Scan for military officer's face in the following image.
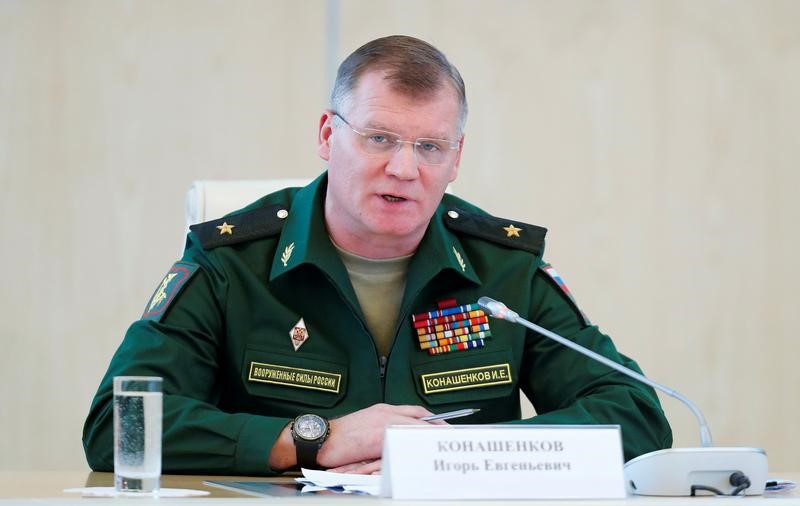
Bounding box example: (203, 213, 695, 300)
(318, 69, 463, 258)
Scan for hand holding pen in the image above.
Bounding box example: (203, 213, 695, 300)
(421, 408, 480, 422)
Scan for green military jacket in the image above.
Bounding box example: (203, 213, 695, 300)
(83, 173, 672, 475)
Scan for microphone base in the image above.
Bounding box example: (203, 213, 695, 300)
(624, 447, 768, 496)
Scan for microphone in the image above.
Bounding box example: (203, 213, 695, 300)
(477, 296, 768, 496)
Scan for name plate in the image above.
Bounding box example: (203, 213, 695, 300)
(381, 425, 625, 500)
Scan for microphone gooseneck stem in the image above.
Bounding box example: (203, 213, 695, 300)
(477, 296, 713, 447)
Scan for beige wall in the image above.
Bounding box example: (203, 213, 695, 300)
(2, 0, 798, 472)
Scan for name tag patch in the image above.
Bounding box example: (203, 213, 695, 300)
(248, 362, 341, 393)
(422, 363, 512, 394)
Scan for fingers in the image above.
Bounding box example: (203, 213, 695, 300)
(386, 404, 436, 420)
(317, 403, 441, 469)
(327, 458, 382, 475)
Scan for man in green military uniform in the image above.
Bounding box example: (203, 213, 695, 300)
(83, 35, 672, 475)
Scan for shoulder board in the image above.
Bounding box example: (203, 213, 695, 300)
(189, 204, 288, 249)
(443, 208, 547, 255)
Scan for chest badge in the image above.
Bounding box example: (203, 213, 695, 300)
(411, 299, 492, 355)
(289, 317, 310, 351)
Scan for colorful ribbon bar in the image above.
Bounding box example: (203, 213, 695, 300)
(416, 315, 489, 335)
(412, 309, 485, 328)
(419, 330, 493, 350)
(428, 338, 486, 355)
(417, 324, 492, 343)
(412, 303, 481, 323)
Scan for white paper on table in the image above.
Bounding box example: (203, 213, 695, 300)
(295, 468, 381, 495)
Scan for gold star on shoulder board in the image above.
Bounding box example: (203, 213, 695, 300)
(503, 224, 522, 238)
(216, 222, 235, 235)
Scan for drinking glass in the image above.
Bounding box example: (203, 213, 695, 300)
(113, 376, 162, 493)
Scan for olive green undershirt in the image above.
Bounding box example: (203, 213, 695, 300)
(332, 241, 412, 357)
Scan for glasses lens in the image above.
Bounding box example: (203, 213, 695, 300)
(338, 114, 457, 166)
(415, 139, 455, 165)
(356, 128, 400, 155)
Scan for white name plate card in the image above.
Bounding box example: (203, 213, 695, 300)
(381, 424, 626, 500)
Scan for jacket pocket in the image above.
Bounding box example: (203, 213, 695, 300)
(242, 348, 347, 408)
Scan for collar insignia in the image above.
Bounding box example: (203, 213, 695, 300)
(452, 246, 466, 272)
(281, 242, 295, 267)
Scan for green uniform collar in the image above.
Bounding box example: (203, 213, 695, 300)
(269, 174, 482, 307)
(268, 173, 345, 282)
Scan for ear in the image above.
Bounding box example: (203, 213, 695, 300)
(318, 111, 335, 161)
(447, 134, 465, 182)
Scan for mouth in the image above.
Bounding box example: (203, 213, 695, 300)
(381, 194, 407, 203)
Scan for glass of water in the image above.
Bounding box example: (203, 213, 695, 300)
(113, 376, 162, 493)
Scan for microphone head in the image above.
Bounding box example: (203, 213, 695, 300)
(477, 296, 519, 321)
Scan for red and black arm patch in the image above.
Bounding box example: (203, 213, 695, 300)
(141, 261, 199, 322)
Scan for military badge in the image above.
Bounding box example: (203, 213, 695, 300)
(451, 246, 466, 272)
(216, 221, 235, 235)
(503, 224, 522, 237)
(541, 264, 592, 326)
(141, 262, 199, 322)
(281, 242, 295, 267)
(542, 265, 572, 297)
(411, 299, 492, 355)
(289, 317, 310, 351)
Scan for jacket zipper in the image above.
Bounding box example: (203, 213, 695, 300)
(379, 355, 388, 380)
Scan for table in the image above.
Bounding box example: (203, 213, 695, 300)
(0, 471, 797, 504)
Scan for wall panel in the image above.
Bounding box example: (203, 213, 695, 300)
(1, 0, 797, 472)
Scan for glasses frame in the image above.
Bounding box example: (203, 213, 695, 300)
(331, 112, 460, 166)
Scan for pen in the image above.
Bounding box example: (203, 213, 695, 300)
(421, 408, 481, 422)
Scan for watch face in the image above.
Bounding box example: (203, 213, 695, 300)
(294, 414, 327, 441)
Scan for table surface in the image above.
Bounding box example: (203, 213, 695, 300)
(0, 470, 797, 505)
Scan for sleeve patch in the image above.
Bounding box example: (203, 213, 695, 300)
(141, 261, 199, 322)
(539, 264, 592, 327)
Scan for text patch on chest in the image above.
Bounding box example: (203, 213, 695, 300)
(421, 363, 512, 394)
(248, 362, 341, 393)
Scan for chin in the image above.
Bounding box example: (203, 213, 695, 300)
(368, 218, 420, 239)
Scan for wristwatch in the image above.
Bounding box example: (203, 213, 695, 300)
(290, 413, 330, 469)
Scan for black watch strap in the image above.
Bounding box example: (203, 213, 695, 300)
(291, 414, 329, 470)
(295, 439, 323, 470)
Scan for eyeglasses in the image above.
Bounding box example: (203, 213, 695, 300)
(332, 112, 460, 166)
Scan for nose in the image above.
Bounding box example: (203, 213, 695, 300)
(384, 141, 420, 180)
